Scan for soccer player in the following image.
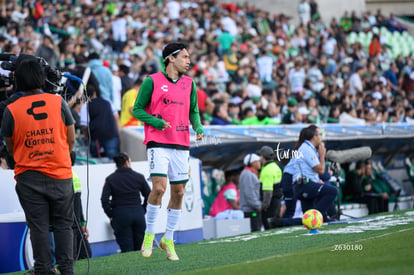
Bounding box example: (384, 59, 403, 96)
(133, 42, 204, 261)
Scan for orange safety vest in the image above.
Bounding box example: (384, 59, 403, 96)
(7, 93, 72, 179)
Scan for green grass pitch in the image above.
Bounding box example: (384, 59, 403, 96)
(9, 209, 414, 275)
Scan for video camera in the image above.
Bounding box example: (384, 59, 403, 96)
(0, 53, 63, 93)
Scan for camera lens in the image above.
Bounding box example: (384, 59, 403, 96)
(1, 61, 14, 71)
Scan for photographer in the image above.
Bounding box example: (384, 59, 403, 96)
(1, 59, 75, 274)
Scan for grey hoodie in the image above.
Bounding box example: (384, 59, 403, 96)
(239, 167, 261, 212)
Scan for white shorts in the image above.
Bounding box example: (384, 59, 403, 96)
(147, 147, 189, 184)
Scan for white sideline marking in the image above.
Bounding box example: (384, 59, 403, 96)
(318, 212, 414, 235)
(201, 211, 414, 244)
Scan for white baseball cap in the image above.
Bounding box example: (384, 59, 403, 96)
(243, 153, 261, 166)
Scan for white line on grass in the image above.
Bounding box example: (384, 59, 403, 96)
(189, 227, 414, 274)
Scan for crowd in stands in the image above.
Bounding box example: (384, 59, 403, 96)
(1, 0, 414, 158)
(0, 1, 411, 237)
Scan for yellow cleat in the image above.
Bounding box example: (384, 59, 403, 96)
(141, 232, 155, 258)
(159, 236, 179, 261)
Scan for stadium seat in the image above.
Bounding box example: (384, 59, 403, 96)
(380, 26, 389, 36)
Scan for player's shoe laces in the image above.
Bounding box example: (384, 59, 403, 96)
(141, 232, 155, 258)
(159, 236, 179, 261)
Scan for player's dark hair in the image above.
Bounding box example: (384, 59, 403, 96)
(162, 42, 186, 67)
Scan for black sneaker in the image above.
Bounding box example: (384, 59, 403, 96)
(267, 217, 283, 228)
(323, 216, 338, 223)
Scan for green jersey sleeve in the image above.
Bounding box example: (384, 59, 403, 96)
(189, 80, 204, 135)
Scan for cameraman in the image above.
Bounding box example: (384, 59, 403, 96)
(1, 59, 76, 274)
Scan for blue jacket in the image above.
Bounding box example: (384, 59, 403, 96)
(88, 59, 114, 103)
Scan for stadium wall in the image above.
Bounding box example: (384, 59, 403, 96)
(365, 0, 414, 16)
(218, 0, 414, 24)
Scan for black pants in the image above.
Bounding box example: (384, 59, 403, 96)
(262, 185, 283, 230)
(293, 180, 338, 218)
(378, 197, 389, 213)
(73, 227, 92, 260)
(244, 211, 262, 232)
(281, 173, 296, 218)
(72, 192, 91, 261)
(111, 206, 146, 252)
(16, 171, 74, 275)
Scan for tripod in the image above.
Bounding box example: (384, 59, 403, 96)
(331, 162, 357, 220)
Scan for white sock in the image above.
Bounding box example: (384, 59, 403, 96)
(165, 208, 181, 240)
(146, 203, 161, 233)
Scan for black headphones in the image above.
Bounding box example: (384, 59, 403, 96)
(246, 153, 253, 166)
